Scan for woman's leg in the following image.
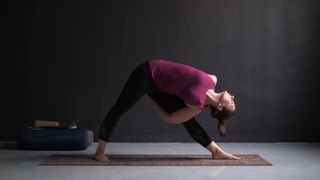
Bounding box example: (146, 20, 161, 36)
(99, 61, 152, 141)
(147, 92, 212, 147)
(147, 92, 240, 160)
(96, 61, 153, 162)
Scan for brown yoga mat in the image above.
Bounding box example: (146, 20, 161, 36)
(39, 154, 272, 166)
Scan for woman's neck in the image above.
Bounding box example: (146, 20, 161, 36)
(205, 89, 222, 108)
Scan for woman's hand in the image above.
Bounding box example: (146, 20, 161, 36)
(155, 105, 172, 123)
(206, 141, 240, 160)
(212, 149, 240, 160)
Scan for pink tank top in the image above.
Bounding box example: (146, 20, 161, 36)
(148, 59, 215, 110)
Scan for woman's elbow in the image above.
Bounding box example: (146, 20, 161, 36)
(166, 116, 188, 124)
(164, 116, 180, 124)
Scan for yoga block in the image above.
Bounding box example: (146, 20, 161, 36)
(17, 128, 93, 150)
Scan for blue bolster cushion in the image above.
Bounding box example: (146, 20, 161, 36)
(17, 128, 93, 150)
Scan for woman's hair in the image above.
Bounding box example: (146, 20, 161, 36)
(210, 106, 235, 121)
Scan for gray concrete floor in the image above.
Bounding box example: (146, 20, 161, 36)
(1, 142, 320, 180)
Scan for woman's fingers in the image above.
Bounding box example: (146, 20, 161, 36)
(212, 149, 241, 160)
(230, 154, 241, 160)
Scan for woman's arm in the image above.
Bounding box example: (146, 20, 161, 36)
(156, 104, 201, 124)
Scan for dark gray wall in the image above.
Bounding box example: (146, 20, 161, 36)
(2, 0, 320, 142)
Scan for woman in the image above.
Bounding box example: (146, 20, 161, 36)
(96, 59, 240, 162)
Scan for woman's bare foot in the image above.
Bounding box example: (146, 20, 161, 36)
(95, 139, 109, 163)
(95, 150, 110, 163)
(212, 149, 240, 160)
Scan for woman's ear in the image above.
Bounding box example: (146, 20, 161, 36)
(218, 103, 223, 111)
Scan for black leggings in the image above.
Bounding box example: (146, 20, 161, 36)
(99, 61, 212, 147)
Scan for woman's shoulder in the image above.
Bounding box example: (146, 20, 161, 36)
(207, 74, 217, 85)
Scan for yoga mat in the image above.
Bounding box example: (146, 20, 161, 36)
(40, 154, 272, 166)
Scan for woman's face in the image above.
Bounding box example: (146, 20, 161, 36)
(220, 91, 236, 111)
